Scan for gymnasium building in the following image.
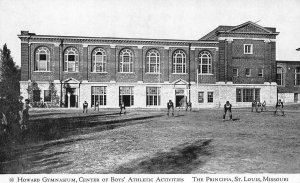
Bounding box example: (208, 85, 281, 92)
(18, 21, 282, 109)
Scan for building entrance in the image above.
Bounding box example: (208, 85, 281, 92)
(175, 89, 186, 107)
(119, 86, 134, 107)
(65, 88, 77, 107)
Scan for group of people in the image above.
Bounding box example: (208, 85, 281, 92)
(222, 99, 285, 121)
(251, 100, 267, 112)
(82, 100, 127, 115)
(0, 97, 31, 134)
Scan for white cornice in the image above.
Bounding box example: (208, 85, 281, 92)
(218, 37, 276, 42)
(26, 41, 219, 49)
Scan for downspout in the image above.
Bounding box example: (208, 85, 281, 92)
(28, 36, 31, 81)
(60, 39, 64, 107)
(188, 43, 191, 103)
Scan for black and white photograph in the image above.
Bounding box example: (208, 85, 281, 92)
(0, 0, 300, 181)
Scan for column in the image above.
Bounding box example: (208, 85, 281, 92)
(82, 44, 89, 81)
(226, 38, 233, 83)
(137, 45, 143, 82)
(163, 46, 169, 82)
(110, 44, 116, 82)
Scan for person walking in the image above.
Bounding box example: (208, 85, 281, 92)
(251, 99, 257, 112)
(119, 101, 126, 115)
(167, 100, 174, 117)
(83, 101, 88, 113)
(223, 101, 233, 121)
(274, 99, 285, 116)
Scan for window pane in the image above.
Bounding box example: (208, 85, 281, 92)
(68, 55, 75, 61)
(207, 92, 213, 103)
(198, 92, 204, 103)
(40, 54, 46, 60)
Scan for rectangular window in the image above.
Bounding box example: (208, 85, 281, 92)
(244, 44, 253, 54)
(198, 92, 204, 103)
(236, 88, 260, 102)
(295, 68, 300, 85)
(258, 68, 263, 77)
(207, 92, 213, 103)
(233, 68, 238, 77)
(91, 86, 107, 107)
(146, 87, 161, 106)
(277, 67, 283, 85)
(245, 68, 251, 77)
(119, 86, 134, 106)
(44, 90, 51, 102)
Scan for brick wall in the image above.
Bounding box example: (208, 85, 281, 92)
(277, 61, 300, 93)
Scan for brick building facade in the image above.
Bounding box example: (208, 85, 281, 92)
(18, 21, 279, 108)
(277, 60, 300, 103)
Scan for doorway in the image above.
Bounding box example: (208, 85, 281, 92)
(65, 88, 77, 107)
(294, 93, 299, 103)
(175, 89, 186, 107)
(121, 95, 131, 107)
(119, 86, 134, 107)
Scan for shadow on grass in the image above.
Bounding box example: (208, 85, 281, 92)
(113, 139, 212, 174)
(0, 144, 72, 174)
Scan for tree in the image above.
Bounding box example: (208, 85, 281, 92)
(0, 44, 20, 113)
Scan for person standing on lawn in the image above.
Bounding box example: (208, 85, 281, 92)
(20, 99, 31, 130)
(223, 101, 233, 121)
(256, 101, 262, 112)
(167, 100, 174, 117)
(251, 99, 257, 112)
(119, 101, 126, 115)
(94, 101, 99, 111)
(274, 99, 285, 116)
(261, 100, 267, 112)
(83, 101, 88, 113)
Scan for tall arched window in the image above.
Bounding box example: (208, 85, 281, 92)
(64, 47, 79, 72)
(119, 49, 133, 73)
(198, 51, 212, 74)
(146, 49, 160, 73)
(277, 67, 283, 86)
(172, 50, 186, 73)
(295, 67, 300, 85)
(92, 48, 106, 72)
(35, 47, 50, 71)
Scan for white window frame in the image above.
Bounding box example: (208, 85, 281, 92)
(119, 49, 134, 73)
(92, 48, 107, 73)
(172, 50, 186, 74)
(64, 47, 79, 72)
(198, 91, 204, 103)
(146, 49, 160, 73)
(207, 91, 214, 103)
(198, 51, 212, 75)
(146, 87, 161, 106)
(244, 44, 253, 54)
(91, 86, 107, 106)
(277, 67, 283, 86)
(35, 46, 50, 71)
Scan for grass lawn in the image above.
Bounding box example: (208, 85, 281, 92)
(1, 105, 299, 173)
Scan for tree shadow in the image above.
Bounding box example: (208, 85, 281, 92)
(113, 139, 213, 174)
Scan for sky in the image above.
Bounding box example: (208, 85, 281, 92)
(0, 0, 300, 66)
